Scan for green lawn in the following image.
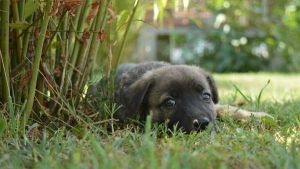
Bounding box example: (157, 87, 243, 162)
(1, 73, 300, 169)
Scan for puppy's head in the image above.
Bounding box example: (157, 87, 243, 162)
(123, 65, 218, 133)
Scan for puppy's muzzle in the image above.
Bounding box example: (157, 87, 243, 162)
(193, 117, 210, 131)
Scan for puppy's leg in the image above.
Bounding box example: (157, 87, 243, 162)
(215, 104, 273, 121)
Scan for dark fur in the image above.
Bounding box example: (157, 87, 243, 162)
(115, 62, 219, 133)
(88, 62, 272, 133)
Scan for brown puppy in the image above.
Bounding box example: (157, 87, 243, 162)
(101, 62, 271, 133)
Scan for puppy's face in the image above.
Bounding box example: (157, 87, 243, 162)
(124, 65, 218, 133)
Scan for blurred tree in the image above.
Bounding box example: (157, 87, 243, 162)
(138, 0, 300, 72)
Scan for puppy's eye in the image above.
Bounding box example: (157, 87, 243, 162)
(164, 98, 176, 108)
(202, 92, 211, 102)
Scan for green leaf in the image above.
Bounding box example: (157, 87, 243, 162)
(261, 116, 278, 128)
(24, 0, 40, 19)
(9, 21, 30, 30)
(117, 10, 130, 31)
(0, 117, 6, 137)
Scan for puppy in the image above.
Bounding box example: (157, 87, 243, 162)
(92, 62, 272, 133)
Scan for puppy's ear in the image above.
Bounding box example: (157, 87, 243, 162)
(206, 74, 219, 104)
(123, 76, 153, 117)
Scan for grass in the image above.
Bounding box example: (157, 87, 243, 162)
(1, 73, 300, 169)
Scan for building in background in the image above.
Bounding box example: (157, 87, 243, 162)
(132, 3, 214, 64)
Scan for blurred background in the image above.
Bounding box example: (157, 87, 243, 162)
(108, 0, 300, 73)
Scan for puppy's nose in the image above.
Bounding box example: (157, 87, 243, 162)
(193, 117, 210, 131)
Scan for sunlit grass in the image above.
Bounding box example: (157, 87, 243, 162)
(215, 73, 300, 101)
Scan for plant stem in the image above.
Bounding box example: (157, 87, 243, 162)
(0, 0, 11, 103)
(68, 7, 82, 57)
(19, 16, 34, 102)
(59, 12, 73, 91)
(22, 0, 53, 130)
(18, 0, 25, 21)
(11, 0, 22, 62)
(62, 0, 92, 94)
(78, 0, 109, 88)
(12, 0, 24, 104)
(87, 0, 109, 62)
(75, 0, 110, 104)
(21, 16, 33, 63)
(113, 0, 140, 69)
(61, 13, 69, 71)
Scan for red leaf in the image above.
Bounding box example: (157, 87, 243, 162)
(98, 30, 105, 42)
(64, 0, 82, 16)
(20, 69, 32, 91)
(50, 0, 62, 16)
(86, 2, 100, 24)
(82, 31, 90, 41)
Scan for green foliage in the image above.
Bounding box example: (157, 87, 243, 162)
(155, 0, 300, 72)
(24, 0, 39, 19)
(0, 0, 142, 134)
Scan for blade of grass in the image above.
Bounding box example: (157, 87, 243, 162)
(232, 84, 252, 103)
(256, 80, 270, 108)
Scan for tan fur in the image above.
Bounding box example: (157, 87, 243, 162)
(215, 104, 273, 121)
